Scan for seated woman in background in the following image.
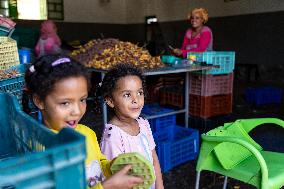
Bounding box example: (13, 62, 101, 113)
(35, 20, 62, 58)
(173, 7, 213, 58)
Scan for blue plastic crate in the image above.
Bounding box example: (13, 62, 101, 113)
(245, 87, 283, 105)
(142, 103, 176, 132)
(0, 93, 86, 188)
(18, 49, 31, 64)
(153, 125, 199, 172)
(142, 103, 174, 114)
(0, 64, 27, 108)
(187, 51, 235, 75)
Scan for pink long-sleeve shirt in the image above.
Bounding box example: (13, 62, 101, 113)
(180, 26, 213, 58)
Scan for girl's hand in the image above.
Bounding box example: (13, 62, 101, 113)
(102, 164, 143, 189)
(172, 48, 182, 56)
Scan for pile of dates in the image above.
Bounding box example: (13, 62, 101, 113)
(0, 69, 20, 80)
(70, 38, 164, 70)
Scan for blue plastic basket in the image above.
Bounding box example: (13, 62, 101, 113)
(0, 64, 27, 108)
(187, 51, 235, 75)
(245, 87, 283, 105)
(142, 103, 176, 133)
(153, 125, 199, 172)
(0, 93, 86, 188)
(18, 49, 31, 64)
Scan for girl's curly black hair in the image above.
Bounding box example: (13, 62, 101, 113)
(98, 63, 146, 100)
(25, 54, 90, 100)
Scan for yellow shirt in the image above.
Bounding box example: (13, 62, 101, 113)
(75, 124, 112, 189)
(52, 124, 111, 189)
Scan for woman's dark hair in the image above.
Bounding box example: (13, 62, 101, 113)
(25, 54, 90, 100)
(98, 63, 146, 99)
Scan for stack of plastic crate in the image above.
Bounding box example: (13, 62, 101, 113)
(159, 85, 184, 108)
(188, 51, 235, 118)
(142, 103, 199, 172)
(147, 75, 184, 106)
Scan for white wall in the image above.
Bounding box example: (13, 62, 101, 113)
(126, 0, 284, 23)
(63, 0, 126, 23)
(63, 0, 284, 24)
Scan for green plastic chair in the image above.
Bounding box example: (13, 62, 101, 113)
(195, 118, 284, 189)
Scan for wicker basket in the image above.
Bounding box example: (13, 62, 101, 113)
(0, 36, 20, 70)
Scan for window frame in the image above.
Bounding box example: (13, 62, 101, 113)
(0, 0, 64, 21)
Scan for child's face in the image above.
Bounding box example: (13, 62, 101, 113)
(107, 75, 144, 120)
(36, 76, 88, 131)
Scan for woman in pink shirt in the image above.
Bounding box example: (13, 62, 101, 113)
(173, 7, 213, 58)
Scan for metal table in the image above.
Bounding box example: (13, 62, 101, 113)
(90, 64, 214, 128)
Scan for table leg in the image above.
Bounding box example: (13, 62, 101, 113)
(101, 73, 107, 125)
(185, 72, 189, 128)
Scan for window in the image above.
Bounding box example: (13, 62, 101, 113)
(0, 0, 10, 17)
(17, 0, 47, 20)
(47, 0, 64, 20)
(0, 0, 63, 20)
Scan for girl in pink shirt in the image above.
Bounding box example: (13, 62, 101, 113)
(173, 7, 213, 58)
(99, 63, 164, 189)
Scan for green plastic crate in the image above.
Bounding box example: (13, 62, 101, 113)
(0, 93, 87, 188)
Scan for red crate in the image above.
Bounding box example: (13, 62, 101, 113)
(189, 94, 232, 118)
(146, 84, 161, 102)
(160, 90, 183, 108)
(189, 73, 234, 96)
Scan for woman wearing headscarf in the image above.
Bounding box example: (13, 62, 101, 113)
(35, 20, 61, 57)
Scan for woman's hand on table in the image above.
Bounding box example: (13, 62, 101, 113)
(172, 48, 182, 56)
